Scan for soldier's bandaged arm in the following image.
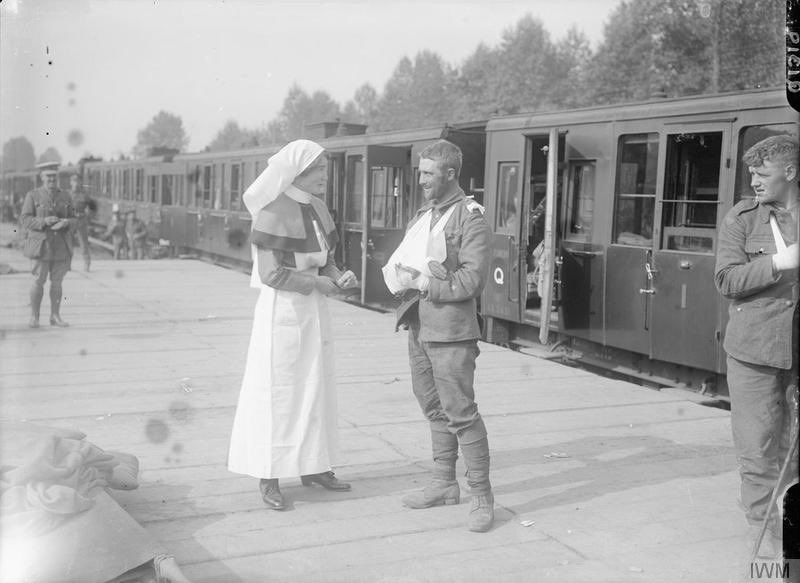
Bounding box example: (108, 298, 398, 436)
(426, 212, 490, 303)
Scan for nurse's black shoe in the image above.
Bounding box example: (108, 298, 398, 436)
(300, 471, 351, 491)
(259, 478, 285, 510)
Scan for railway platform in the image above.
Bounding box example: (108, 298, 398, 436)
(0, 222, 776, 583)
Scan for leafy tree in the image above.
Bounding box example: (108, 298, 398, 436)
(450, 43, 504, 122)
(1, 136, 36, 172)
(550, 27, 593, 109)
(207, 120, 256, 151)
(37, 147, 62, 165)
(275, 84, 341, 141)
(588, 0, 783, 104)
(373, 56, 415, 131)
(342, 83, 378, 125)
(373, 52, 453, 130)
(710, 0, 783, 91)
(133, 111, 189, 158)
(494, 15, 559, 113)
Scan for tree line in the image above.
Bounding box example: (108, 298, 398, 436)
(1, 0, 785, 169)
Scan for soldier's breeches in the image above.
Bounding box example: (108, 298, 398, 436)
(408, 325, 491, 492)
(408, 326, 485, 436)
(727, 355, 798, 528)
(31, 260, 69, 303)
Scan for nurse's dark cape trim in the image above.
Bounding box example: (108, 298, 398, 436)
(250, 192, 338, 253)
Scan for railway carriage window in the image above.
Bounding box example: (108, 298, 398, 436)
(148, 176, 158, 203)
(496, 163, 519, 233)
(564, 161, 595, 242)
(161, 176, 173, 206)
(201, 165, 213, 208)
(175, 175, 184, 206)
(734, 124, 799, 204)
(345, 156, 364, 224)
(122, 169, 131, 200)
(328, 155, 343, 219)
(230, 163, 243, 211)
(135, 169, 144, 201)
(612, 133, 658, 246)
(660, 132, 722, 254)
(370, 166, 403, 228)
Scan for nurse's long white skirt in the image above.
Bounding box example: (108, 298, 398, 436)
(227, 284, 339, 479)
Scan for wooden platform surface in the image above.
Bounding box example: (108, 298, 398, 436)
(0, 228, 762, 583)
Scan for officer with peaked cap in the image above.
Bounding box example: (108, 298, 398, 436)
(20, 162, 76, 327)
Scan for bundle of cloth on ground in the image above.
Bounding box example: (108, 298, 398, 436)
(0, 422, 189, 583)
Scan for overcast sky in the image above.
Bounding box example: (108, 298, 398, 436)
(0, 0, 621, 162)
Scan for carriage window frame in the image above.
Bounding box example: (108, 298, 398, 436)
(370, 165, 403, 229)
(161, 175, 173, 206)
(122, 169, 131, 200)
(229, 162, 243, 211)
(495, 162, 520, 234)
(345, 155, 364, 225)
(200, 165, 212, 209)
(734, 123, 799, 205)
(564, 160, 596, 243)
(148, 175, 158, 203)
(612, 133, 658, 247)
(135, 168, 145, 202)
(659, 131, 723, 255)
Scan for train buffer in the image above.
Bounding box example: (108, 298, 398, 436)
(0, 232, 759, 582)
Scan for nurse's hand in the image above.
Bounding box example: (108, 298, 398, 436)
(336, 270, 358, 289)
(315, 276, 339, 295)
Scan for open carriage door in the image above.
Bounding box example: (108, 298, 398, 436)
(539, 128, 560, 343)
(360, 145, 410, 304)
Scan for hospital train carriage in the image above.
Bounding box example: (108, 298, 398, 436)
(479, 88, 797, 397)
(1, 88, 794, 397)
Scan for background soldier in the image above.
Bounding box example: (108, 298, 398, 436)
(714, 135, 799, 558)
(69, 173, 95, 271)
(20, 163, 76, 328)
(126, 212, 148, 260)
(105, 205, 128, 260)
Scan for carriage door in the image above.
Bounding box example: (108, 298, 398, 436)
(650, 124, 730, 371)
(485, 157, 524, 323)
(605, 132, 659, 354)
(361, 145, 410, 304)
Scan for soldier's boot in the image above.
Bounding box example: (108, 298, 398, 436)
(29, 284, 43, 328)
(402, 424, 460, 509)
(49, 286, 69, 327)
(460, 424, 494, 533)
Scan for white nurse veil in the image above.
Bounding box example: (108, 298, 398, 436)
(243, 139, 325, 288)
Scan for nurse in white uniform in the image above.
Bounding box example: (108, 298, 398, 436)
(228, 140, 358, 510)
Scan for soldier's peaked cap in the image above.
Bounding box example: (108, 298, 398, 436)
(36, 161, 60, 174)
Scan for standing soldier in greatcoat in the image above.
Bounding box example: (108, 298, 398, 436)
(20, 163, 76, 328)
